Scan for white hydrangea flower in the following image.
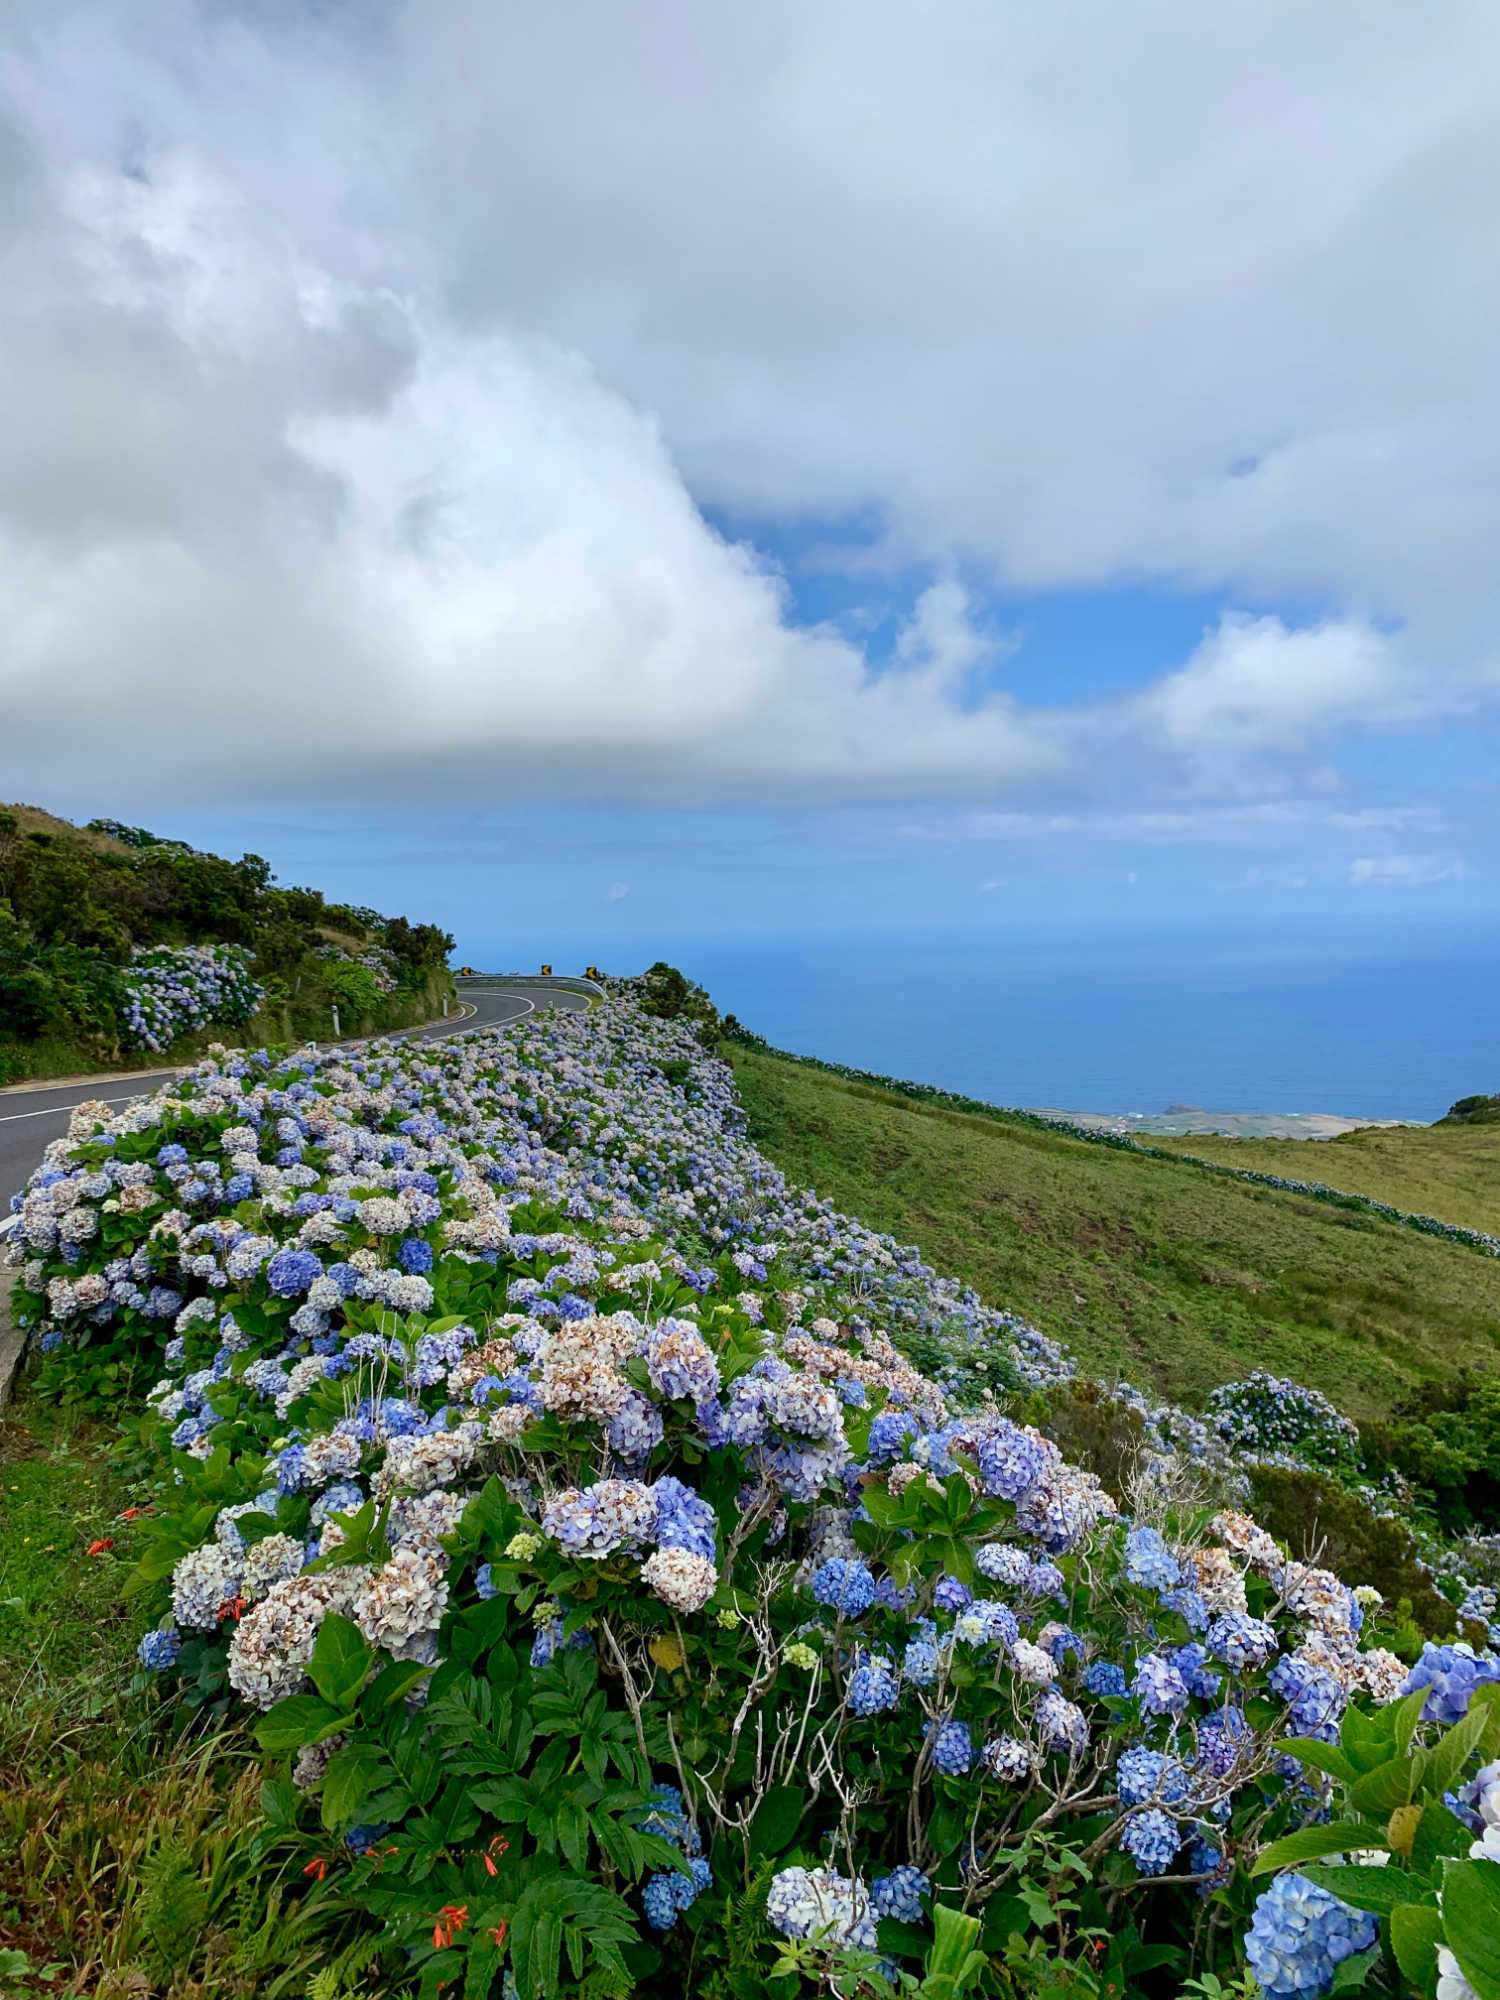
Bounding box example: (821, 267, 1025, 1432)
(640, 1547, 717, 1613)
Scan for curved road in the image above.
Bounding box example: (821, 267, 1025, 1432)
(0, 981, 586, 1209)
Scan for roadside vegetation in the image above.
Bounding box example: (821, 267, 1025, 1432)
(0, 804, 456, 1084)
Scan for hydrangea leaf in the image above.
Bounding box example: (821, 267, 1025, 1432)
(1441, 1857, 1500, 2000)
(1279, 1736, 1359, 1783)
(1252, 1822, 1389, 1876)
(1299, 1863, 1426, 1918)
(1389, 1902, 1443, 1998)
(748, 1785, 807, 1859)
(305, 1611, 376, 1710)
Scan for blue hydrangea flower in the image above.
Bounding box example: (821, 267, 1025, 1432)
(1120, 1808, 1180, 1876)
(928, 1719, 973, 1776)
(973, 1420, 1047, 1500)
(1082, 1660, 1128, 1697)
(1116, 1745, 1191, 1807)
(1160, 1586, 1210, 1632)
(871, 1865, 929, 1923)
(137, 1626, 181, 1671)
(1025, 1561, 1067, 1600)
(1401, 1642, 1500, 1725)
(1166, 1642, 1222, 1701)
(1206, 1612, 1278, 1670)
(902, 1637, 939, 1686)
(264, 1247, 324, 1298)
(847, 1653, 900, 1716)
(933, 1573, 971, 1613)
(811, 1558, 876, 1617)
(865, 1411, 920, 1465)
(397, 1237, 435, 1274)
(1243, 1873, 1378, 1999)
(642, 1858, 711, 1930)
(1123, 1526, 1181, 1592)
(1132, 1651, 1190, 1716)
(653, 1475, 718, 1561)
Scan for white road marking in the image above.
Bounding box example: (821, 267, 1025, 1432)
(0, 1090, 156, 1125)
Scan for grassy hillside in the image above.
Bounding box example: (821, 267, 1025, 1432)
(1149, 1121, 1500, 1238)
(728, 1044, 1500, 1419)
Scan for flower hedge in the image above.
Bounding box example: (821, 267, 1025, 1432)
(119, 942, 265, 1053)
(8, 993, 1500, 1998)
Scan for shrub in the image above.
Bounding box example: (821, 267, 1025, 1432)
(7, 995, 1453, 1998)
(1246, 1463, 1456, 1645)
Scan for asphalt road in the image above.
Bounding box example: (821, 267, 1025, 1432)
(0, 981, 585, 1209)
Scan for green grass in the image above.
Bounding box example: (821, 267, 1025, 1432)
(1148, 1121, 1500, 1239)
(0, 1391, 381, 1998)
(728, 1045, 1500, 1419)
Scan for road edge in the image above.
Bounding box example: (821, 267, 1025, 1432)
(0, 1258, 24, 1412)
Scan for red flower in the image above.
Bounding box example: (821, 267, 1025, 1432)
(432, 1905, 469, 1950)
(303, 1858, 328, 1882)
(86, 1538, 114, 1555)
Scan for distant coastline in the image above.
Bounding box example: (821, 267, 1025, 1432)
(1029, 1106, 1421, 1140)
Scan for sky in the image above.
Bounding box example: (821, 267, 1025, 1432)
(1, 0, 1498, 961)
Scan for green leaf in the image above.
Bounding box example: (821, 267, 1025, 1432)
(1348, 1755, 1421, 1816)
(364, 1659, 434, 1712)
(254, 1693, 344, 1752)
(305, 1613, 374, 1711)
(1342, 1702, 1398, 1775)
(1385, 1688, 1435, 1759)
(1329, 1946, 1379, 1992)
(320, 1744, 380, 1832)
(1412, 1800, 1474, 1874)
(1390, 1903, 1443, 1998)
(1253, 1822, 1389, 1877)
(1280, 1737, 1358, 1783)
(1445, 1858, 1500, 2000)
(1299, 1863, 1424, 1918)
(748, 1785, 807, 1858)
(1426, 1706, 1492, 1799)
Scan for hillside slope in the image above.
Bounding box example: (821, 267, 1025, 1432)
(728, 1043, 1500, 1418)
(1149, 1121, 1500, 1238)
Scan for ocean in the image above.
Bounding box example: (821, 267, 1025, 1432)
(498, 918, 1498, 1125)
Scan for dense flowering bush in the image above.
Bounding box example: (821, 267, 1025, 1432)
(1205, 1372, 1363, 1474)
(319, 942, 401, 1002)
(6, 994, 1493, 1997)
(118, 943, 264, 1054)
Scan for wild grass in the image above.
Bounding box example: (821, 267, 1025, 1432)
(728, 1045, 1500, 1418)
(1149, 1121, 1500, 1239)
(0, 1395, 390, 1999)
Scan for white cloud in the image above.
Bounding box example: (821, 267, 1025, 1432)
(1139, 615, 1404, 754)
(0, 1, 1496, 810)
(1349, 854, 1464, 886)
(606, 882, 630, 901)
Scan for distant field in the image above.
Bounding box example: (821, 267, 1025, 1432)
(1149, 1122, 1500, 1239)
(728, 1046, 1500, 1419)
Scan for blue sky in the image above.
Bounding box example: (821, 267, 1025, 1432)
(2, 0, 1498, 964)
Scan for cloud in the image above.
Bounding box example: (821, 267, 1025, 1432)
(1138, 615, 1405, 755)
(606, 882, 630, 901)
(1349, 854, 1464, 886)
(0, 1, 1496, 812)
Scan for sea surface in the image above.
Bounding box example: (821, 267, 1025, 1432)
(498, 918, 1498, 1126)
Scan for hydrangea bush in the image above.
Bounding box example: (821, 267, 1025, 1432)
(119, 943, 264, 1053)
(1205, 1372, 1363, 1475)
(7, 993, 1495, 1997)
